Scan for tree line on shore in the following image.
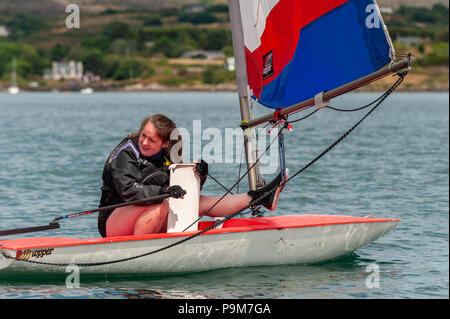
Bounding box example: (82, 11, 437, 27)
(0, 3, 448, 86)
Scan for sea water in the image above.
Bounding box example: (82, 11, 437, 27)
(0, 91, 448, 299)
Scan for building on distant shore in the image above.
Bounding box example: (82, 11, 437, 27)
(43, 60, 83, 81)
(224, 57, 235, 72)
(379, 6, 393, 14)
(82, 71, 101, 83)
(182, 50, 225, 60)
(0, 25, 9, 37)
(396, 36, 421, 45)
(185, 3, 207, 13)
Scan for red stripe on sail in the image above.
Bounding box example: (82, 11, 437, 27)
(246, 0, 349, 100)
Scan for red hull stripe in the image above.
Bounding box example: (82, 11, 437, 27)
(246, 0, 348, 99)
(0, 215, 400, 250)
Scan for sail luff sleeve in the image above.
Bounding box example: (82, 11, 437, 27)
(228, 0, 249, 98)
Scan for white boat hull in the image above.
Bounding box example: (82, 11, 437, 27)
(8, 86, 19, 94)
(80, 88, 93, 94)
(0, 215, 399, 274)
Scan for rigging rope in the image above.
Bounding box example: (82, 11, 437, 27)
(278, 132, 287, 192)
(2, 71, 408, 268)
(181, 126, 284, 232)
(326, 91, 387, 112)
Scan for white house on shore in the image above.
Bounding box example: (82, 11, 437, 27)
(396, 36, 421, 45)
(224, 57, 235, 71)
(0, 25, 9, 37)
(43, 60, 83, 81)
(379, 6, 393, 14)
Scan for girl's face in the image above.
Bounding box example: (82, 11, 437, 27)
(138, 122, 168, 157)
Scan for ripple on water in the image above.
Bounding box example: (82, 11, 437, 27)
(0, 92, 448, 299)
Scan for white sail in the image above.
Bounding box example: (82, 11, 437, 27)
(8, 57, 19, 95)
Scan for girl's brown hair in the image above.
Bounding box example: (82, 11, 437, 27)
(129, 114, 182, 163)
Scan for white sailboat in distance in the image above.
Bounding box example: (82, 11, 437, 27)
(8, 57, 19, 95)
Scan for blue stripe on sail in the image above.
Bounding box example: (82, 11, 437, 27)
(258, 0, 392, 109)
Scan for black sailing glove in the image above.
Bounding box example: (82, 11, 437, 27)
(161, 185, 186, 199)
(195, 159, 208, 189)
(195, 159, 208, 177)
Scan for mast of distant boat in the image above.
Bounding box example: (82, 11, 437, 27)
(9, 57, 19, 94)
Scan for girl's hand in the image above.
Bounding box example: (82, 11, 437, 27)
(194, 159, 208, 177)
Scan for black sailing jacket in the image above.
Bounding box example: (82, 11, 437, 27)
(97, 135, 170, 237)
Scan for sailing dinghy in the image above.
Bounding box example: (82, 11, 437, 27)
(8, 57, 19, 95)
(0, 0, 410, 275)
(0, 215, 399, 274)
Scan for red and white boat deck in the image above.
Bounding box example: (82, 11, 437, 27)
(0, 215, 400, 274)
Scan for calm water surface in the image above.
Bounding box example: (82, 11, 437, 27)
(0, 91, 448, 299)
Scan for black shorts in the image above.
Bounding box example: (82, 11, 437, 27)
(97, 210, 114, 238)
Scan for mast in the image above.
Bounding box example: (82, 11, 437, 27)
(11, 57, 17, 87)
(228, 0, 263, 191)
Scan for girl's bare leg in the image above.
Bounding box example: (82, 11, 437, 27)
(106, 200, 169, 236)
(199, 194, 252, 217)
(133, 200, 169, 235)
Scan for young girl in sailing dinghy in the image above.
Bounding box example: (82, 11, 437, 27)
(98, 114, 285, 237)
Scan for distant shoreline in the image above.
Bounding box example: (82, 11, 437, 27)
(0, 89, 448, 93)
(1, 72, 449, 94)
(1, 62, 447, 94)
(1, 84, 448, 93)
